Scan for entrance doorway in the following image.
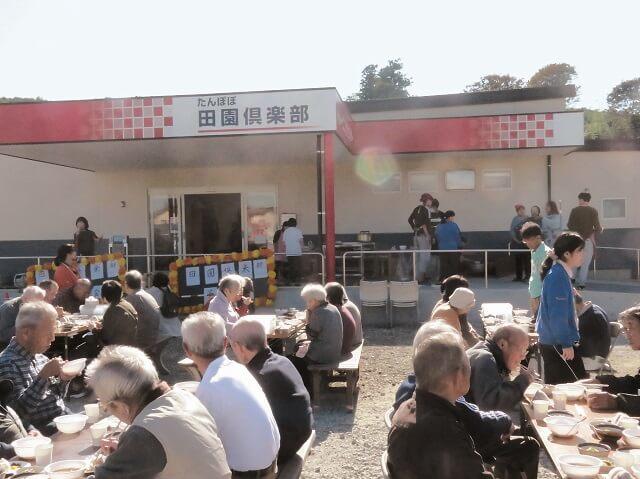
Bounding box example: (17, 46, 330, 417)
(184, 193, 242, 254)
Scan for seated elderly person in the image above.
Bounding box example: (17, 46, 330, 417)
(575, 292, 611, 361)
(38, 280, 59, 305)
(86, 345, 230, 479)
(100, 280, 138, 347)
(182, 312, 280, 478)
(586, 305, 640, 415)
(123, 271, 160, 351)
(325, 282, 357, 355)
(466, 324, 534, 413)
(393, 321, 539, 478)
(0, 379, 41, 459)
(0, 286, 46, 346)
(53, 278, 91, 314)
(431, 282, 480, 348)
(342, 289, 363, 347)
(207, 275, 243, 331)
(387, 330, 493, 478)
(229, 318, 313, 464)
(289, 284, 343, 393)
(0, 302, 76, 434)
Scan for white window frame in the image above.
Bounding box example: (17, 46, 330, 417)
(481, 168, 512, 191)
(408, 171, 439, 193)
(370, 172, 402, 194)
(445, 170, 475, 191)
(602, 198, 627, 219)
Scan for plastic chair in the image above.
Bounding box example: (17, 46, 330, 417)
(381, 450, 391, 479)
(384, 407, 394, 430)
(359, 280, 389, 325)
(389, 281, 419, 327)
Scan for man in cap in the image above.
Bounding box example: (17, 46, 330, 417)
(408, 193, 434, 284)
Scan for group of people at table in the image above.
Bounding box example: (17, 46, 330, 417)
(0, 242, 364, 478)
(386, 229, 640, 478)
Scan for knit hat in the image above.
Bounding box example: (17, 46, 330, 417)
(449, 287, 476, 310)
(420, 193, 434, 203)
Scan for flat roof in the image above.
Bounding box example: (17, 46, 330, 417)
(347, 85, 577, 113)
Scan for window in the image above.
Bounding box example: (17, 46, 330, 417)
(482, 170, 511, 190)
(603, 198, 626, 219)
(371, 173, 402, 193)
(408, 171, 439, 193)
(445, 170, 475, 190)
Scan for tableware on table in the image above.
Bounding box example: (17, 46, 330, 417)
(84, 403, 100, 423)
(44, 460, 88, 479)
(621, 417, 640, 430)
(612, 450, 636, 468)
(577, 442, 611, 458)
(90, 423, 109, 447)
(631, 464, 640, 478)
(174, 381, 199, 394)
(532, 389, 551, 403)
(524, 382, 543, 401)
(623, 427, 640, 448)
(548, 409, 576, 418)
(53, 414, 88, 434)
(557, 454, 602, 478)
(11, 437, 52, 459)
(532, 400, 549, 420)
(61, 358, 86, 377)
(553, 390, 568, 410)
(544, 416, 581, 437)
(555, 384, 586, 401)
(34, 443, 53, 466)
(590, 420, 626, 440)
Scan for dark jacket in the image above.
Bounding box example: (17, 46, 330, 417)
(394, 374, 511, 457)
(53, 287, 83, 314)
(577, 303, 611, 358)
(101, 299, 139, 347)
(408, 205, 433, 236)
(337, 306, 356, 356)
(247, 348, 313, 462)
(387, 390, 493, 479)
(466, 340, 531, 413)
(125, 290, 161, 349)
(597, 369, 640, 416)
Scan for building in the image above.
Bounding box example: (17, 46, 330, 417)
(0, 84, 637, 284)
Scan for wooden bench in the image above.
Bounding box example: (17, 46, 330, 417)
(276, 430, 316, 479)
(307, 342, 363, 411)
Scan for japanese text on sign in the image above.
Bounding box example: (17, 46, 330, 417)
(197, 96, 310, 129)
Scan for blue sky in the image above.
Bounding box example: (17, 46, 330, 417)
(0, 0, 636, 109)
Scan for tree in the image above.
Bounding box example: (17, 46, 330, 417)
(528, 63, 577, 88)
(349, 59, 412, 101)
(464, 74, 524, 93)
(607, 78, 640, 114)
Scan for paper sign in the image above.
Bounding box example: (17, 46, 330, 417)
(106, 260, 119, 278)
(35, 269, 50, 284)
(203, 265, 219, 285)
(185, 267, 201, 287)
(203, 287, 218, 304)
(77, 265, 86, 279)
(90, 262, 104, 281)
(253, 259, 268, 279)
(91, 285, 102, 298)
(238, 261, 253, 278)
(221, 263, 236, 277)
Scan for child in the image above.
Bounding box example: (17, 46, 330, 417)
(536, 232, 588, 384)
(521, 224, 551, 318)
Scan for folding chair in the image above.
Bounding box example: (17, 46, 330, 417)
(359, 280, 389, 326)
(384, 406, 394, 430)
(389, 281, 419, 327)
(381, 450, 391, 479)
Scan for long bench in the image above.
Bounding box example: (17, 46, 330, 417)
(307, 342, 363, 411)
(276, 430, 316, 479)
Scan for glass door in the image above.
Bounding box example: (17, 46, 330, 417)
(183, 193, 243, 254)
(245, 192, 277, 250)
(149, 194, 181, 271)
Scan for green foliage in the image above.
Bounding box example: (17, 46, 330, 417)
(349, 59, 412, 101)
(464, 74, 524, 93)
(528, 63, 577, 88)
(584, 109, 640, 141)
(607, 78, 640, 114)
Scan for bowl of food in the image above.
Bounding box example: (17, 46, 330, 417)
(590, 420, 625, 440)
(548, 410, 576, 418)
(555, 384, 586, 401)
(61, 358, 86, 377)
(44, 460, 87, 479)
(544, 416, 581, 437)
(11, 436, 52, 459)
(557, 454, 602, 478)
(623, 427, 640, 448)
(578, 442, 611, 458)
(53, 414, 88, 434)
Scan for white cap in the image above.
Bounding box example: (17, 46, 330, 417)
(449, 287, 476, 310)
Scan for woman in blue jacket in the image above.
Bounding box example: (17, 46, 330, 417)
(536, 232, 588, 384)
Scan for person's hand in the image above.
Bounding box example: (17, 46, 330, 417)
(295, 341, 311, 358)
(562, 347, 575, 361)
(501, 423, 516, 443)
(55, 306, 64, 318)
(242, 296, 252, 306)
(393, 398, 416, 427)
(38, 357, 64, 379)
(100, 436, 119, 456)
(519, 365, 535, 383)
(587, 391, 618, 410)
(28, 429, 42, 437)
(59, 368, 79, 382)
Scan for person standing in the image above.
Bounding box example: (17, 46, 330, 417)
(521, 224, 551, 318)
(529, 206, 543, 226)
(542, 201, 563, 246)
(567, 192, 602, 289)
(510, 205, 530, 282)
(536, 232, 588, 384)
(408, 193, 434, 284)
(52, 244, 79, 291)
(74, 217, 101, 257)
(435, 211, 463, 282)
(282, 219, 304, 286)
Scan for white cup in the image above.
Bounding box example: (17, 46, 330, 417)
(553, 391, 567, 410)
(532, 400, 549, 420)
(90, 423, 108, 447)
(613, 450, 635, 468)
(84, 403, 100, 423)
(34, 443, 53, 466)
(620, 417, 639, 430)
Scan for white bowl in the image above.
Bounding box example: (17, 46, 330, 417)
(173, 381, 199, 394)
(11, 436, 52, 459)
(555, 384, 586, 401)
(61, 358, 86, 377)
(557, 454, 602, 478)
(524, 382, 544, 401)
(45, 460, 87, 479)
(53, 414, 88, 434)
(544, 416, 581, 437)
(624, 427, 640, 448)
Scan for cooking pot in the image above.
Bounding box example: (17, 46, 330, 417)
(357, 231, 372, 242)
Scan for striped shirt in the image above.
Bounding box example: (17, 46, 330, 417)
(0, 339, 68, 427)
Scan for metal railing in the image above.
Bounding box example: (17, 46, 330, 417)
(594, 246, 640, 280)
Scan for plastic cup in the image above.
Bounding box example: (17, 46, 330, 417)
(84, 403, 100, 423)
(34, 443, 53, 466)
(553, 391, 567, 410)
(532, 400, 549, 420)
(90, 423, 108, 447)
